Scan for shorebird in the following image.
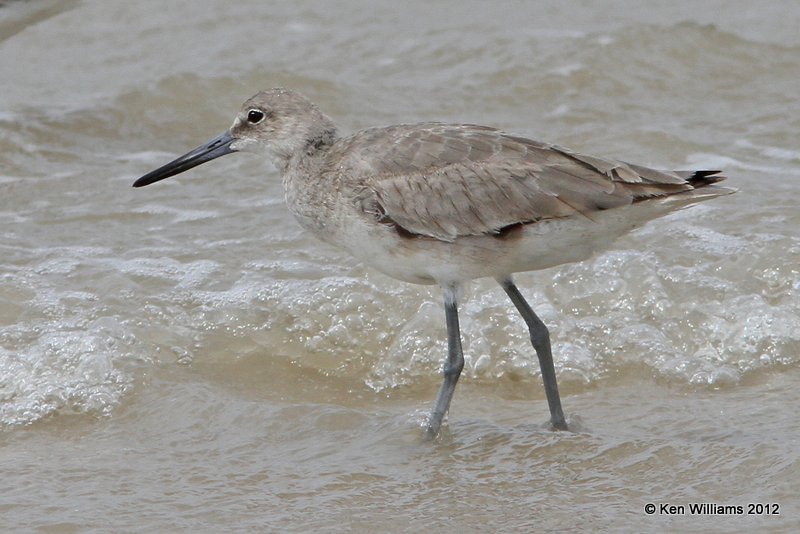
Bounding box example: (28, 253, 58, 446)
(134, 88, 734, 438)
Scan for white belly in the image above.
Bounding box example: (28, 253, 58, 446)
(333, 201, 680, 286)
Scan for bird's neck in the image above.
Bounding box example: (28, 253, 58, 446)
(279, 128, 336, 179)
(280, 126, 342, 241)
(275, 115, 338, 174)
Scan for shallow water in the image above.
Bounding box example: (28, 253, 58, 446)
(1, 0, 799, 532)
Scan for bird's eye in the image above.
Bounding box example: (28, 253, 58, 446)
(247, 109, 266, 124)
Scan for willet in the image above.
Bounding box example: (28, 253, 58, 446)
(134, 88, 735, 438)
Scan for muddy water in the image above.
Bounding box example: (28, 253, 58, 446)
(1, 1, 799, 532)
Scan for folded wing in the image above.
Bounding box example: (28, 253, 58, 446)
(333, 123, 724, 241)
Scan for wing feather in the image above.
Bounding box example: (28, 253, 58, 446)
(332, 123, 719, 241)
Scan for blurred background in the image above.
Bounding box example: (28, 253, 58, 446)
(1, 1, 798, 531)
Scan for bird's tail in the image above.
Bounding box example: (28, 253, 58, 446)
(663, 170, 737, 205)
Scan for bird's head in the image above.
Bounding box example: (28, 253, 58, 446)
(133, 88, 336, 188)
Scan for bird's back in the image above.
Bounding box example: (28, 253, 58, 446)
(323, 123, 732, 243)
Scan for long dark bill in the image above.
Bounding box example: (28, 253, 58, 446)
(132, 131, 236, 187)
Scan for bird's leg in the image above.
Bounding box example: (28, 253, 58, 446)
(498, 277, 568, 430)
(425, 285, 465, 439)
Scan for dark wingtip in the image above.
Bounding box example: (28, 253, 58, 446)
(687, 170, 726, 188)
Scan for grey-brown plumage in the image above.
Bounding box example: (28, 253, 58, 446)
(133, 88, 735, 439)
(326, 122, 725, 241)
